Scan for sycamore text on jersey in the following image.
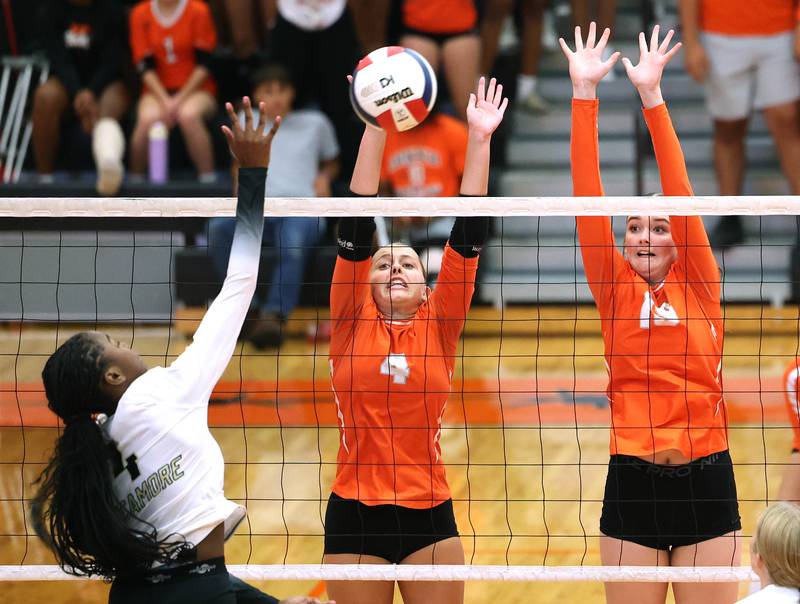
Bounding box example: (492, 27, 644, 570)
(122, 454, 185, 515)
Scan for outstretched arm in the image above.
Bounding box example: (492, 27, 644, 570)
(459, 77, 507, 196)
(561, 23, 622, 303)
(623, 26, 718, 300)
(170, 97, 280, 397)
(350, 121, 387, 196)
(432, 78, 507, 343)
(560, 22, 620, 197)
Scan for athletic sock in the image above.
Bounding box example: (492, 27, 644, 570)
(517, 74, 538, 99)
(92, 118, 125, 196)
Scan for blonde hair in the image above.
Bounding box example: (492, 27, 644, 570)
(752, 502, 800, 589)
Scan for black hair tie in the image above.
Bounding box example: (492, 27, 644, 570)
(63, 414, 91, 426)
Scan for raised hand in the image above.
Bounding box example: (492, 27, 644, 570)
(622, 25, 682, 108)
(559, 22, 620, 99)
(466, 77, 508, 141)
(221, 96, 281, 168)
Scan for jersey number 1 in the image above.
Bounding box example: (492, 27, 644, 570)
(163, 36, 177, 64)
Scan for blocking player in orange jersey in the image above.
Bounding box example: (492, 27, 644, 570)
(128, 0, 219, 180)
(322, 77, 506, 604)
(779, 360, 800, 502)
(561, 24, 742, 604)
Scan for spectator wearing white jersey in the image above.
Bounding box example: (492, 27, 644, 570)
(30, 97, 329, 604)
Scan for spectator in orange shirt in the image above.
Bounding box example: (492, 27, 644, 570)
(679, 0, 800, 248)
(562, 24, 741, 604)
(129, 0, 219, 181)
(323, 77, 506, 604)
(380, 109, 468, 280)
(400, 0, 480, 120)
(780, 360, 800, 502)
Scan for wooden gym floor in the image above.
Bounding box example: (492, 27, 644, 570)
(1, 306, 797, 603)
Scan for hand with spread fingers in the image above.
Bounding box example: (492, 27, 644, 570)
(466, 76, 509, 142)
(622, 25, 683, 109)
(221, 96, 282, 169)
(559, 22, 620, 100)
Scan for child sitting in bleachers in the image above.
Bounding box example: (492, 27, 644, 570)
(207, 64, 339, 348)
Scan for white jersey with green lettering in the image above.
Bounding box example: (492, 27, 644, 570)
(102, 168, 267, 549)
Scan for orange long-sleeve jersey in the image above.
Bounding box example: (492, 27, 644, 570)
(783, 360, 800, 451)
(129, 0, 217, 95)
(329, 245, 477, 508)
(571, 99, 727, 459)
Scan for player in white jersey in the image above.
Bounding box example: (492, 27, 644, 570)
(31, 98, 330, 604)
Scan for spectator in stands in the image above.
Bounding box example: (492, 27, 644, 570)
(380, 107, 468, 281)
(679, 0, 800, 248)
(207, 0, 273, 99)
(399, 0, 480, 121)
(268, 0, 363, 180)
(208, 65, 339, 349)
(128, 0, 219, 182)
(571, 0, 617, 36)
(32, 0, 129, 195)
(213, 0, 272, 59)
(736, 502, 800, 603)
(480, 0, 550, 114)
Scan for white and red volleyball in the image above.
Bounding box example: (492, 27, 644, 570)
(349, 46, 438, 132)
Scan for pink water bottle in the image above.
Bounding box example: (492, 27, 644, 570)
(148, 121, 168, 183)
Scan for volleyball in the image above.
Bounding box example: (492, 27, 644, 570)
(349, 46, 438, 132)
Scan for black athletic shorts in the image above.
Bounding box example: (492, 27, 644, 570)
(600, 450, 741, 550)
(109, 557, 278, 604)
(401, 25, 479, 45)
(324, 492, 459, 563)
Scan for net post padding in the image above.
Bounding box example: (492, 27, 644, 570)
(0, 565, 757, 582)
(2, 196, 800, 217)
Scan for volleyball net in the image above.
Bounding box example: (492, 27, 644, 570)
(2, 194, 796, 586)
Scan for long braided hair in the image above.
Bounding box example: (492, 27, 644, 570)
(31, 333, 180, 578)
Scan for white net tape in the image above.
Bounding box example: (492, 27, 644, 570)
(0, 564, 757, 582)
(1, 195, 800, 217)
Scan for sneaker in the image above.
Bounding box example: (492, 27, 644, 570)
(248, 311, 286, 349)
(518, 91, 551, 115)
(710, 216, 745, 250)
(96, 158, 124, 196)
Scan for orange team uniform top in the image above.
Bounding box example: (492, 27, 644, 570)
(782, 360, 800, 451)
(381, 114, 468, 197)
(129, 0, 217, 95)
(403, 0, 478, 34)
(700, 0, 797, 36)
(329, 245, 477, 508)
(572, 99, 727, 460)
